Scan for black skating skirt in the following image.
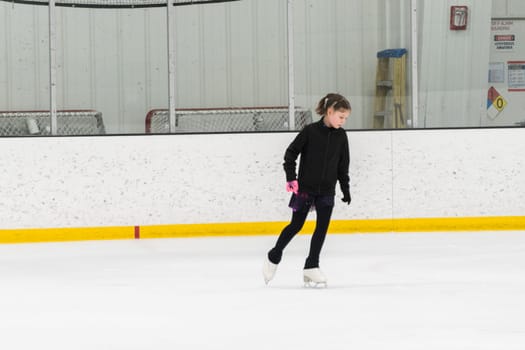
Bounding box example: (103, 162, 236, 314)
(288, 192, 334, 213)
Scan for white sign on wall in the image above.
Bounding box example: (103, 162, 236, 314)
(508, 61, 525, 91)
(492, 20, 517, 52)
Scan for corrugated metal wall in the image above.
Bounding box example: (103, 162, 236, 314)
(175, 0, 287, 109)
(0, 0, 392, 133)
(492, 0, 525, 17)
(418, 0, 492, 128)
(293, 0, 382, 129)
(1, 5, 49, 111)
(1, 0, 500, 133)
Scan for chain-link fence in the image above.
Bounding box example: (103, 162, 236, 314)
(145, 107, 313, 134)
(0, 110, 106, 136)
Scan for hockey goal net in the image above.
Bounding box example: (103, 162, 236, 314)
(145, 107, 313, 133)
(0, 110, 106, 136)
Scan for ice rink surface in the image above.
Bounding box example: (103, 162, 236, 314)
(1, 231, 524, 350)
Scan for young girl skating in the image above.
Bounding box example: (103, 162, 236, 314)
(263, 93, 351, 287)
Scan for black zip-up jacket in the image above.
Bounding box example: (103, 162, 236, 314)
(283, 118, 350, 196)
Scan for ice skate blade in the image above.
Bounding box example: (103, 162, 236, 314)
(303, 277, 327, 288)
(262, 259, 278, 285)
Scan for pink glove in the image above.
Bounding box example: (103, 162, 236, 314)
(286, 180, 299, 194)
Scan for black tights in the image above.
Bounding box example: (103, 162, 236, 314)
(268, 205, 334, 269)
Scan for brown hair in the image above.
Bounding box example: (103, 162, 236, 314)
(315, 93, 351, 116)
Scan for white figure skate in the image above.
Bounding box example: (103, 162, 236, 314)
(303, 268, 327, 288)
(262, 258, 278, 285)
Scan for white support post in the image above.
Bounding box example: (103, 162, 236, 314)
(49, 0, 57, 134)
(410, 0, 419, 128)
(287, 0, 295, 131)
(167, 0, 177, 133)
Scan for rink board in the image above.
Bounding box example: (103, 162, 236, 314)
(1, 128, 525, 243)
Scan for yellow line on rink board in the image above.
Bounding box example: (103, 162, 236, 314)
(0, 226, 134, 244)
(1, 216, 525, 244)
(140, 216, 525, 238)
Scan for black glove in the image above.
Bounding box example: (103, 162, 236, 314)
(341, 190, 351, 205)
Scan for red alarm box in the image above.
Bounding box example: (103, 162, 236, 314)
(450, 6, 468, 30)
